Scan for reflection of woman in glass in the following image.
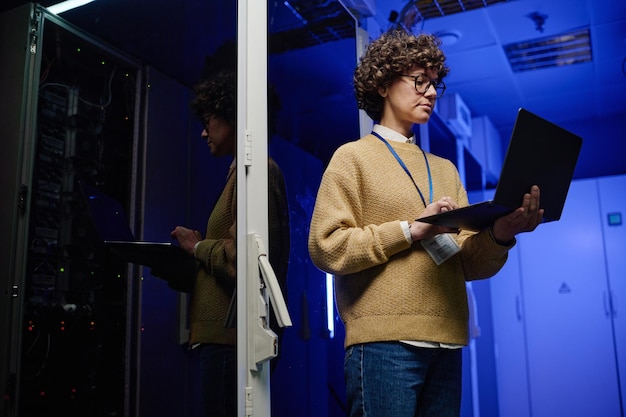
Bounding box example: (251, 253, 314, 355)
(170, 44, 290, 417)
(308, 29, 542, 417)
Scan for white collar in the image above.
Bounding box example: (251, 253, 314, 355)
(373, 124, 415, 144)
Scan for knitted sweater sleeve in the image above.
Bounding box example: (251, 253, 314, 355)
(457, 228, 513, 280)
(308, 143, 412, 275)
(194, 174, 238, 290)
(444, 163, 514, 280)
(193, 160, 291, 290)
(433, 159, 513, 280)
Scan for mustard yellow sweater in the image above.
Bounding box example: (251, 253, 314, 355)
(308, 134, 513, 347)
(189, 159, 290, 345)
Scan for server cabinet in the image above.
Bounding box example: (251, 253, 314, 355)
(596, 174, 626, 411)
(0, 4, 143, 417)
(519, 177, 622, 417)
(491, 175, 626, 417)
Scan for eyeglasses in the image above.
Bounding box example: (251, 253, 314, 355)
(200, 113, 214, 130)
(400, 74, 446, 98)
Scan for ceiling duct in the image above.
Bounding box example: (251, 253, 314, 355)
(504, 28, 592, 72)
(396, 0, 510, 32)
(340, 0, 376, 18)
(270, 0, 356, 53)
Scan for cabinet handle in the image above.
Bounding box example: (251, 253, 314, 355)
(515, 295, 522, 321)
(603, 291, 611, 318)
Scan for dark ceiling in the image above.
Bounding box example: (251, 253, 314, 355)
(2, 0, 625, 180)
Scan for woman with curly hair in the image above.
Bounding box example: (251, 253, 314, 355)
(308, 29, 542, 416)
(169, 42, 290, 417)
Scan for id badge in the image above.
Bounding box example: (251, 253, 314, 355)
(421, 233, 460, 265)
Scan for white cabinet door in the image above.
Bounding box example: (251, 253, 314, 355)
(490, 244, 532, 417)
(598, 174, 626, 409)
(518, 178, 621, 417)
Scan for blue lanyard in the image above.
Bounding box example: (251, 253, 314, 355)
(371, 131, 433, 208)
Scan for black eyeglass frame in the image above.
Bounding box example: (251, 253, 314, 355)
(399, 74, 446, 98)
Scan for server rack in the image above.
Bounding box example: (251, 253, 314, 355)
(0, 4, 143, 416)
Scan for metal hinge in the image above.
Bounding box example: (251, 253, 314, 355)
(29, 9, 41, 54)
(244, 129, 253, 166)
(245, 386, 253, 417)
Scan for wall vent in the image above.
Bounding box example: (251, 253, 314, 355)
(504, 28, 592, 72)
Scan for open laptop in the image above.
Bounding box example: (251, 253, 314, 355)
(418, 108, 582, 231)
(80, 181, 196, 286)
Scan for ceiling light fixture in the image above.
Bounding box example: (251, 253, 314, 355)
(47, 0, 96, 15)
(435, 30, 461, 46)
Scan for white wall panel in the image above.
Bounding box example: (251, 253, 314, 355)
(518, 178, 621, 417)
(490, 244, 531, 417)
(598, 174, 626, 409)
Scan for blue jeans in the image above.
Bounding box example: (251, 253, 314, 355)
(344, 342, 462, 417)
(199, 343, 237, 417)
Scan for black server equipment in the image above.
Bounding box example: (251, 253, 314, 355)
(0, 4, 143, 417)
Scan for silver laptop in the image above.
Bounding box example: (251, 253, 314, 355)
(418, 108, 582, 231)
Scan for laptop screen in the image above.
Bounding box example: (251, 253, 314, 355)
(80, 182, 135, 243)
(493, 108, 582, 221)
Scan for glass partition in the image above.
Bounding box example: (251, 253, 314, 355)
(0, 1, 362, 416)
(267, 2, 361, 414)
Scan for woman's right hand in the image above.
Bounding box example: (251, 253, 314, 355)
(410, 197, 460, 241)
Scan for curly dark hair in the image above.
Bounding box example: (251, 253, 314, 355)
(191, 69, 237, 128)
(190, 39, 281, 133)
(191, 40, 237, 127)
(354, 30, 450, 122)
